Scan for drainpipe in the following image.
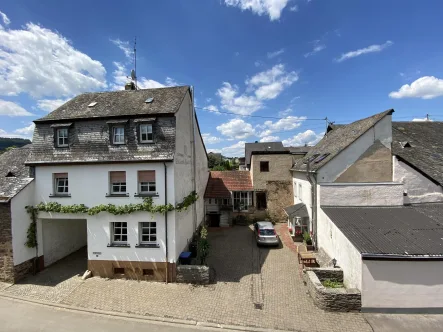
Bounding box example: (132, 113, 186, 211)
(306, 162, 318, 248)
(164, 162, 169, 284)
(190, 87, 197, 231)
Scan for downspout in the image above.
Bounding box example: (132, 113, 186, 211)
(190, 87, 197, 231)
(164, 162, 169, 284)
(306, 162, 318, 248)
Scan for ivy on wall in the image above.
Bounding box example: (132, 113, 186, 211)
(25, 191, 198, 249)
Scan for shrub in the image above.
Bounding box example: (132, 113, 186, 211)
(303, 231, 312, 245)
(322, 279, 344, 288)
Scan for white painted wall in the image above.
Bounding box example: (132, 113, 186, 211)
(11, 181, 36, 266)
(362, 260, 443, 309)
(320, 183, 404, 206)
(318, 115, 392, 183)
(393, 156, 443, 203)
(41, 218, 86, 266)
(292, 171, 312, 210)
(317, 208, 362, 290)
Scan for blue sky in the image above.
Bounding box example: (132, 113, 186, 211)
(1, 1, 443, 156)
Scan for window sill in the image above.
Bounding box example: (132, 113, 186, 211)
(49, 194, 71, 198)
(55, 146, 69, 149)
(106, 193, 129, 197)
(135, 243, 160, 248)
(139, 141, 154, 144)
(134, 193, 159, 198)
(107, 243, 130, 248)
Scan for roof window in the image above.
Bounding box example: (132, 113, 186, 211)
(304, 154, 320, 164)
(145, 97, 154, 103)
(88, 102, 98, 107)
(6, 171, 15, 178)
(400, 141, 412, 148)
(314, 153, 330, 163)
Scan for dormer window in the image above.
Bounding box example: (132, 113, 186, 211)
(140, 124, 153, 143)
(57, 128, 69, 147)
(113, 126, 125, 145)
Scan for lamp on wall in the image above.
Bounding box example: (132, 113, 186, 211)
(332, 258, 337, 268)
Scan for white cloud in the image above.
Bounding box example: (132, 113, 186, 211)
(389, 76, 443, 100)
(0, 128, 24, 138)
(260, 135, 280, 142)
(254, 60, 263, 67)
(267, 48, 285, 59)
(278, 108, 292, 117)
(304, 41, 326, 58)
(0, 99, 33, 116)
(205, 104, 222, 115)
(207, 148, 222, 154)
(37, 98, 69, 112)
(0, 10, 10, 27)
(220, 140, 246, 157)
(257, 115, 306, 136)
(412, 117, 433, 122)
(217, 118, 255, 140)
(110, 39, 133, 59)
(335, 40, 393, 62)
(202, 133, 223, 144)
(289, 5, 298, 11)
(111, 62, 167, 90)
(290, 96, 301, 103)
(217, 83, 262, 116)
(282, 129, 324, 146)
(14, 123, 35, 137)
(0, 23, 106, 98)
(223, 0, 290, 21)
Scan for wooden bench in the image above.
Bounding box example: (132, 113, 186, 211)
(297, 244, 317, 268)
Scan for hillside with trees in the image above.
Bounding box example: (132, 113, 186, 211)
(0, 137, 31, 154)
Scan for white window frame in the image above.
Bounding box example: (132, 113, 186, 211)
(111, 182, 126, 194)
(140, 124, 153, 143)
(233, 191, 252, 212)
(111, 222, 128, 244)
(293, 181, 298, 198)
(113, 126, 125, 145)
(57, 128, 69, 147)
(139, 222, 157, 244)
(54, 176, 69, 194)
(299, 183, 302, 200)
(139, 181, 156, 194)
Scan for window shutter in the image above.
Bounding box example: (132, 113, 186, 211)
(139, 170, 155, 182)
(54, 173, 68, 178)
(110, 171, 126, 182)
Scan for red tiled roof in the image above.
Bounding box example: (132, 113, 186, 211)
(204, 171, 253, 198)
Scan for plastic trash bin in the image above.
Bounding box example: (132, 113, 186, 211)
(179, 251, 192, 265)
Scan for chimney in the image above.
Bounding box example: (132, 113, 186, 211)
(125, 82, 136, 91)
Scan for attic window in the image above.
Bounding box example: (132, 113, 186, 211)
(400, 141, 412, 148)
(304, 154, 320, 164)
(88, 102, 97, 107)
(314, 153, 330, 163)
(145, 97, 154, 103)
(5, 172, 15, 178)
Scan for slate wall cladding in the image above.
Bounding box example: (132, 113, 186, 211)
(303, 268, 361, 312)
(0, 203, 14, 283)
(176, 265, 210, 285)
(28, 117, 176, 164)
(14, 257, 35, 281)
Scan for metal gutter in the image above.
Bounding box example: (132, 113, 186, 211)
(164, 162, 169, 283)
(362, 253, 443, 261)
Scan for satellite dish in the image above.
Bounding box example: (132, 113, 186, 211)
(130, 69, 136, 81)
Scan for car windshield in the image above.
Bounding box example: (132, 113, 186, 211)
(259, 229, 275, 236)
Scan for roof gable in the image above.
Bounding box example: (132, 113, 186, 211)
(205, 171, 253, 198)
(245, 142, 287, 165)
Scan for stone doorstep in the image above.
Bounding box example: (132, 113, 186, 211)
(0, 293, 295, 332)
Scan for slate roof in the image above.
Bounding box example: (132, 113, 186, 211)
(0, 145, 33, 202)
(322, 205, 443, 257)
(284, 203, 310, 218)
(35, 86, 190, 122)
(292, 109, 394, 172)
(392, 121, 443, 186)
(287, 146, 311, 155)
(245, 142, 288, 166)
(205, 171, 253, 198)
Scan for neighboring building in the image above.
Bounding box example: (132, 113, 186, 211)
(22, 85, 208, 282)
(204, 171, 253, 226)
(0, 145, 35, 283)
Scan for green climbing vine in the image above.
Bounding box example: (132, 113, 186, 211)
(24, 191, 198, 249)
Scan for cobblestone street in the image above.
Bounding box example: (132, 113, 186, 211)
(1, 225, 372, 332)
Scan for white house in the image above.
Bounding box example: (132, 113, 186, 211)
(289, 110, 443, 312)
(17, 84, 209, 282)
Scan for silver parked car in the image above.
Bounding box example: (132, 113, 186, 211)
(254, 221, 279, 246)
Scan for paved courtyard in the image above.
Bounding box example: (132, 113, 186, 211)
(1, 225, 372, 332)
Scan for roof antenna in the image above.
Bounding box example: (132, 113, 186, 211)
(130, 37, 138, 90)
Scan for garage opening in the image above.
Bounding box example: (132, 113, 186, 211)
(41, 218, 87, 268)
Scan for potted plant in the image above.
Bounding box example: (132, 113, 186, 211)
(292, 229, 303, 242)
(303, 231, 314, 251)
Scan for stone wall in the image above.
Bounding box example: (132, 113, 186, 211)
(266, 180, 293, 223)
(306, 267, 343, 282)
(14, 256, 37, 281)
(176, 265, 210, 285)
(0, 203, 14, 283)
(251, 154, 293, 190)
(303, 269, 361, 312)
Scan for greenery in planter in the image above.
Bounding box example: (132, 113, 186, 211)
(25, 206, 38, 248)
(303, 231, 312, 245)
(197, 226, 210, 265)
(321, 278, 344, 288)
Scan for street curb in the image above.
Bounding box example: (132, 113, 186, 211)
(0, 292, 296, 332)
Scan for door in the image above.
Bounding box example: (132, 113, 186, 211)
(256, 192, 267, 210)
